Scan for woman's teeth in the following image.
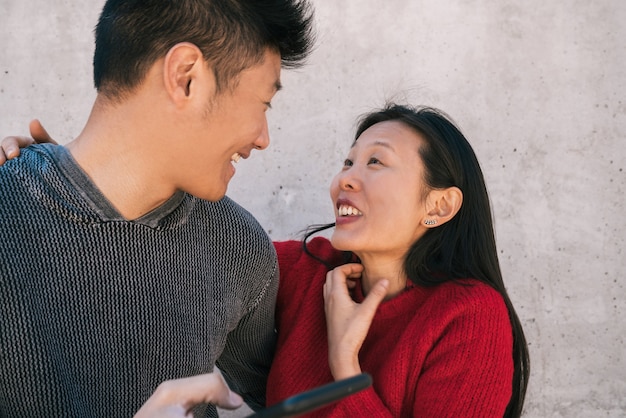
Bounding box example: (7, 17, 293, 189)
(231, 153, 241, 163)
(338, 205, 362, 216)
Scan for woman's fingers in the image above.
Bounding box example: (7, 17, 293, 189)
(0, 135, 35, 164)
(359, 279, 388, 322)
(324, 263, 363, 295)
(323, 264, 388, 380)
(0, 119, 57, 166)
(29, 119, 57, 144)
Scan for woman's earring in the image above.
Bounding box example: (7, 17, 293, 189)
(424, 219, 437, 226)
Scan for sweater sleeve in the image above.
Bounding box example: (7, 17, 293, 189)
(412, 285, 514, 417)
(216, 261, 279, 410)
(215, 207, 281, 410)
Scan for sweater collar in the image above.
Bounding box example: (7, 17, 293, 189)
(48, 144, 187, 228)
(353, 279, 428, 320)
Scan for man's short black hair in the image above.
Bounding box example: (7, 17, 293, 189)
(93, 0, 315, 99)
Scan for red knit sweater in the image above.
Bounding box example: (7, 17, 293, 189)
(267, 238, 514, 417)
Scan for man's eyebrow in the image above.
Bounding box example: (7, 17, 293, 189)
(266, 80, 282, 108)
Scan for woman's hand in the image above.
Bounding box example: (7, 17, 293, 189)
(323, 263, 388, 380)
(0, 119, 57, 165)
(133, 370, 243, 418)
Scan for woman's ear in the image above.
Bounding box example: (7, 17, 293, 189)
(423, 187, 463, 228)
(162, 42, 213, 107)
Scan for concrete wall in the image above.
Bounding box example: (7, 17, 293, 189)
(1, 0, 624, 416)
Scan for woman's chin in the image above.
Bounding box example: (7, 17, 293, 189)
(329, 232, 355, 252)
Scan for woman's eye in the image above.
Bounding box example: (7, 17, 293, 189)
(343, 159, 353, 167)
(368, 157, 381, 165)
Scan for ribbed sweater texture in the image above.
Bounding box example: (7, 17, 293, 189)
(268, 238, 514, 417)
(0, 144, 278, 417)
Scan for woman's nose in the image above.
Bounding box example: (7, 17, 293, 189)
(337, 170, 357, 190)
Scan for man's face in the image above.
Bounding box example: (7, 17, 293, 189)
(177, 48, 282, 201)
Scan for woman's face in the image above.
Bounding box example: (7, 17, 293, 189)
(330, 120, 431, 259)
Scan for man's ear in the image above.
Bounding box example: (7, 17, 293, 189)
(162, 42, 213, 107)
(423, 187, 463, 228)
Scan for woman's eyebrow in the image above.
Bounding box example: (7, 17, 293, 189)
(369, 140, 396, 152)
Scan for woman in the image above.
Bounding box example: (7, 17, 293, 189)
(0, 104, 529, 417)
(267, 104, 529, 417)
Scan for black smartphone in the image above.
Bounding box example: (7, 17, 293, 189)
(247, 373, 372, 418)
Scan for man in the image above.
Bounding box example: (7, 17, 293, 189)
(0, 0, 314, 416)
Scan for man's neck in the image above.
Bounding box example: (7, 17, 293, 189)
(66, 96, 177, 220)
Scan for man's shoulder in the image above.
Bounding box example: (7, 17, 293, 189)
(0, 145, 41, 171)
(0, 144, 63, 181)
(196, 196, 265, 232)
(193, 197, 278, 305)
(192, 196, 275, 256)
(0, 145, 58, 200)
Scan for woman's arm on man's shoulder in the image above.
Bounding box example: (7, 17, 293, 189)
(0, 119, 57, 164)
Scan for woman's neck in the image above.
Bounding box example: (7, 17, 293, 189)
(357, 253, 408, 299)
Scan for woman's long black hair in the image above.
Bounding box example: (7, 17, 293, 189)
(303, 103, 529, 417)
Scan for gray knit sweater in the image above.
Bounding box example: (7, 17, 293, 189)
(0, 144, 278, 417)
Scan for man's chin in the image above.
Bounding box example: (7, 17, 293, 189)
(189, 184, 228, 202)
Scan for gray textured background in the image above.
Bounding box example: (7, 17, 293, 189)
(1, 1, 624, 416)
